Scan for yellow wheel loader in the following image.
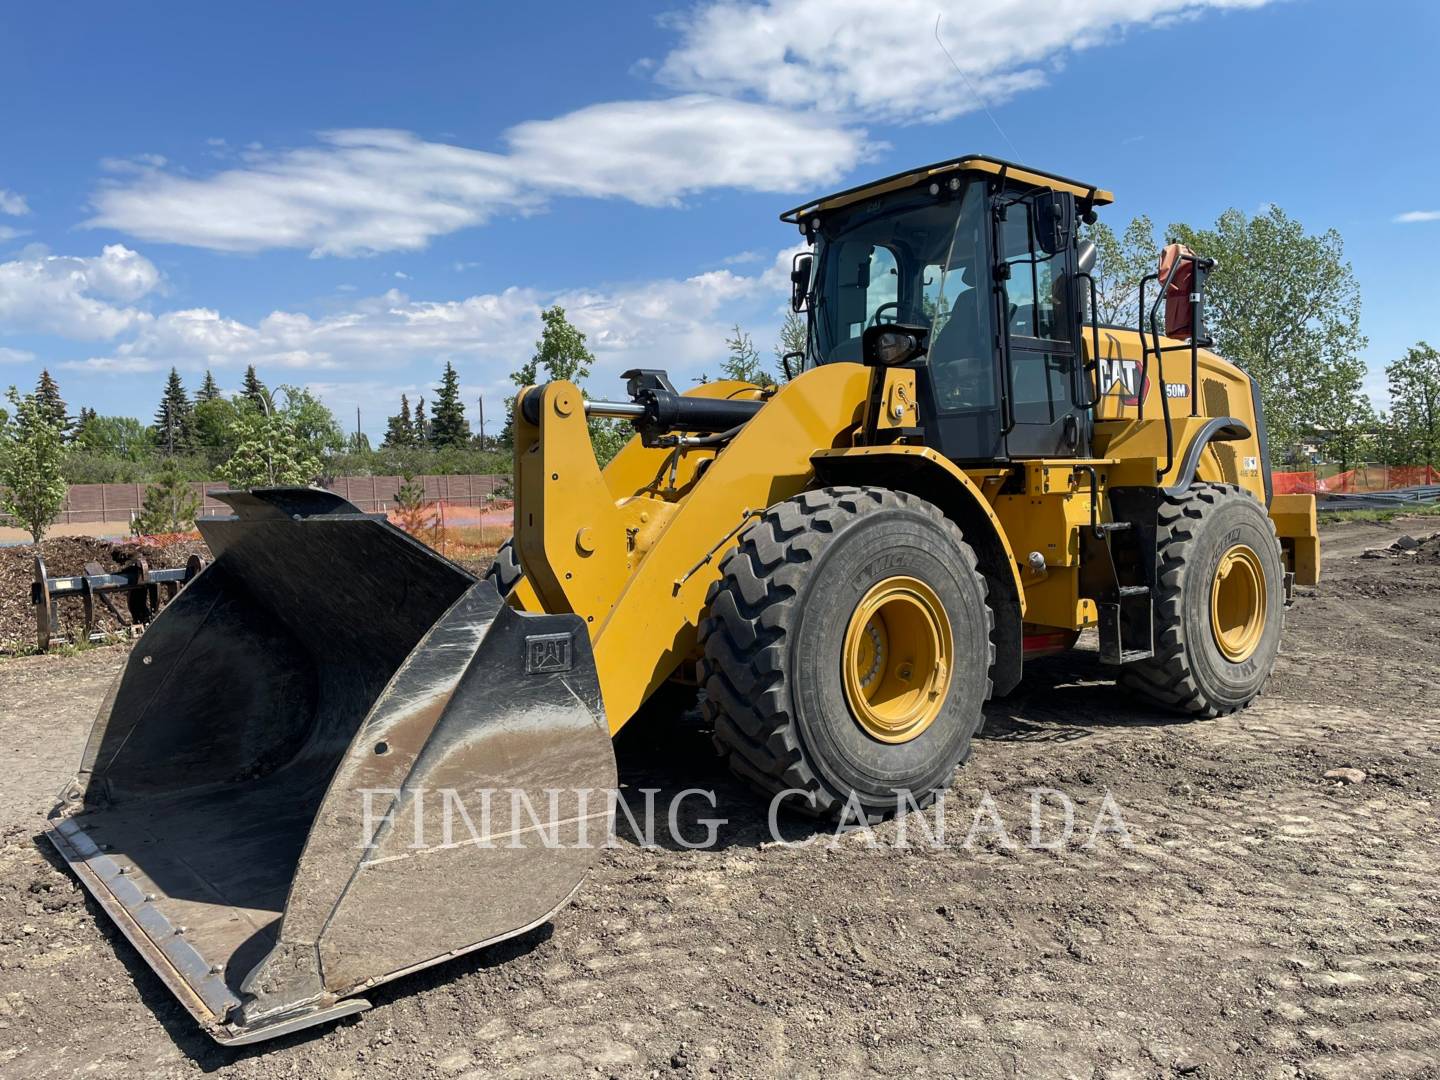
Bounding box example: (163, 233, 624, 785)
(47, 155, 1320, 1045)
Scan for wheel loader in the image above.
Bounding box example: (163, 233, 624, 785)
(47, 154, 1320, 1045)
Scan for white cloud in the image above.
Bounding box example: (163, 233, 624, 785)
(88, 131, 523, 256)
(0, 190, 28, 216)
(0, 346, 35, 365)
(0, 225, 28, 242)
(658, 0, 1274, 123)
(506, 95, 866, 204)
(0, 244, 160, 339)
(86, 100, 864, 256)
(1394, 210, 1440, 224)
(62, 244, 799, 407)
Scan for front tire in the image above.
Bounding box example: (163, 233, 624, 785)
(1120, 483, 1285, 717)
(699, 486, 993, 821)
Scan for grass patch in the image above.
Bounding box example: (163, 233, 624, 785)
(1318, 503, 1440, 525)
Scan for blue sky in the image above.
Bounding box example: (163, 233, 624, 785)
(0, 0, 1434, 438)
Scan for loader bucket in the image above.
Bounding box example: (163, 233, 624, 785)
(45, 489, 617, 1045)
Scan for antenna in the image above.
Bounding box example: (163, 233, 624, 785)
(934, 13, 1022, 162)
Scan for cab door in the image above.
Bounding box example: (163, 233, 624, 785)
(995, 192, 1089, 458)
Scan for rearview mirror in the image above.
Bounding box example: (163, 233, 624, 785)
(1077, 239, 1096, 276)
(790, 253, 812, 312)
(1035, 192, 1069, 255)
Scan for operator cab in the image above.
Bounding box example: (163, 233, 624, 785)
(782, 156, 1113, 462)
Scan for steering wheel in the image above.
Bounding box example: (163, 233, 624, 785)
(868, 302, 900, 328)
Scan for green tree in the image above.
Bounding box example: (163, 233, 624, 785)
(277, 386, 345, 456)
(34, 369, 70, 438)
(0, 386, 69, 542)
(503, 304, 595, 444)
(197, 370, 223, 403)
(502, 304, 631, 464)
(241, 365, 268, 409)
(390, 469, 439, 544)
(133, 457, 201, 534)
(384, 394, 415, 448)
(413, 396, 428, 443)
(1169, 206, 1367, 463)
(219, 388, 322, 488)
(74, 414, 153, 460)
(1386, 341, 1440, 468)
(720, 324, 774, 386)
(153, 367, 196, 454)
(1084, 215, 1157, 326)
(429, 362, 470, 447)
(347, 430, 372, 453)
(775, 310, 807, 380)
(194, 395, 241, 461)
(1311, 357, 1375, 473)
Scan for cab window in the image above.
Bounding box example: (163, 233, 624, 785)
(1001, 209, 1068, 341)
(826, 242, 899, 360)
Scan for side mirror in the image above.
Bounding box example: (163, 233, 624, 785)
(1077, 239, 1097, 276)
(862, 323, 929, 368)
(790, 253, 812, 312)
(1035, 192, 1069, 255)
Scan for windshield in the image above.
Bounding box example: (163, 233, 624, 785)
(809, 180, 988, 366)
(806, 180, 996, 413)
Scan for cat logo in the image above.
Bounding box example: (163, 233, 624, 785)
(1098, 355, 1145, 406)
(526, 632, 573, 674)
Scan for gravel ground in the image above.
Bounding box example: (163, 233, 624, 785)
(0, 515, 1436, 1079)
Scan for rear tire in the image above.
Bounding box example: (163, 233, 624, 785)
(484, 538, 522, 597)
(1120, 483, 1285, 717)
(699, 486, 993, 822)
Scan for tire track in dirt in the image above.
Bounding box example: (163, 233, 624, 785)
(0, 516, 1437, 1078)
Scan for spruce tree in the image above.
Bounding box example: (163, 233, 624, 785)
(413, 396, 428, 443)
(383, 394, 415, 448)
(153, 367, 195, 453)
(134, 457, 201, 534)
(429, 362, 469, 447)
(34, 369, 70, 437)
(197, 370, 223, 403)
(241, 365, 268, 409)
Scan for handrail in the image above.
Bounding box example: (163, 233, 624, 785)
(1073, 270, 1101, 409)
(1146, 262, 1179, 483)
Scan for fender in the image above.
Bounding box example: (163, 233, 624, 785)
(1164, 415, 1252, 496)
(810, 446, 1027, 697)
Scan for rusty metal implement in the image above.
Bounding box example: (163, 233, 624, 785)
(46, 489, 617, 1045)
(32, 552, 205, 651)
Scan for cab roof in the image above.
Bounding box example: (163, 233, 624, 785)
(779, 154, 1115, 224)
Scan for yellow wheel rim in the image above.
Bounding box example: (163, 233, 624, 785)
(1210, 544, 1267, 662)
(842, 576, 953, 744)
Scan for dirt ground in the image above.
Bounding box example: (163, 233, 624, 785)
(0, 516, 1437, 1079)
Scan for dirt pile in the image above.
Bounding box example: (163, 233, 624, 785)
(1359, 530, 1440, 565)
(0, 535, 211, 652)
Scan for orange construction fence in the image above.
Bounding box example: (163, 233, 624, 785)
(1272, 465, 1440, 495)
(387, 499, 513, 560)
